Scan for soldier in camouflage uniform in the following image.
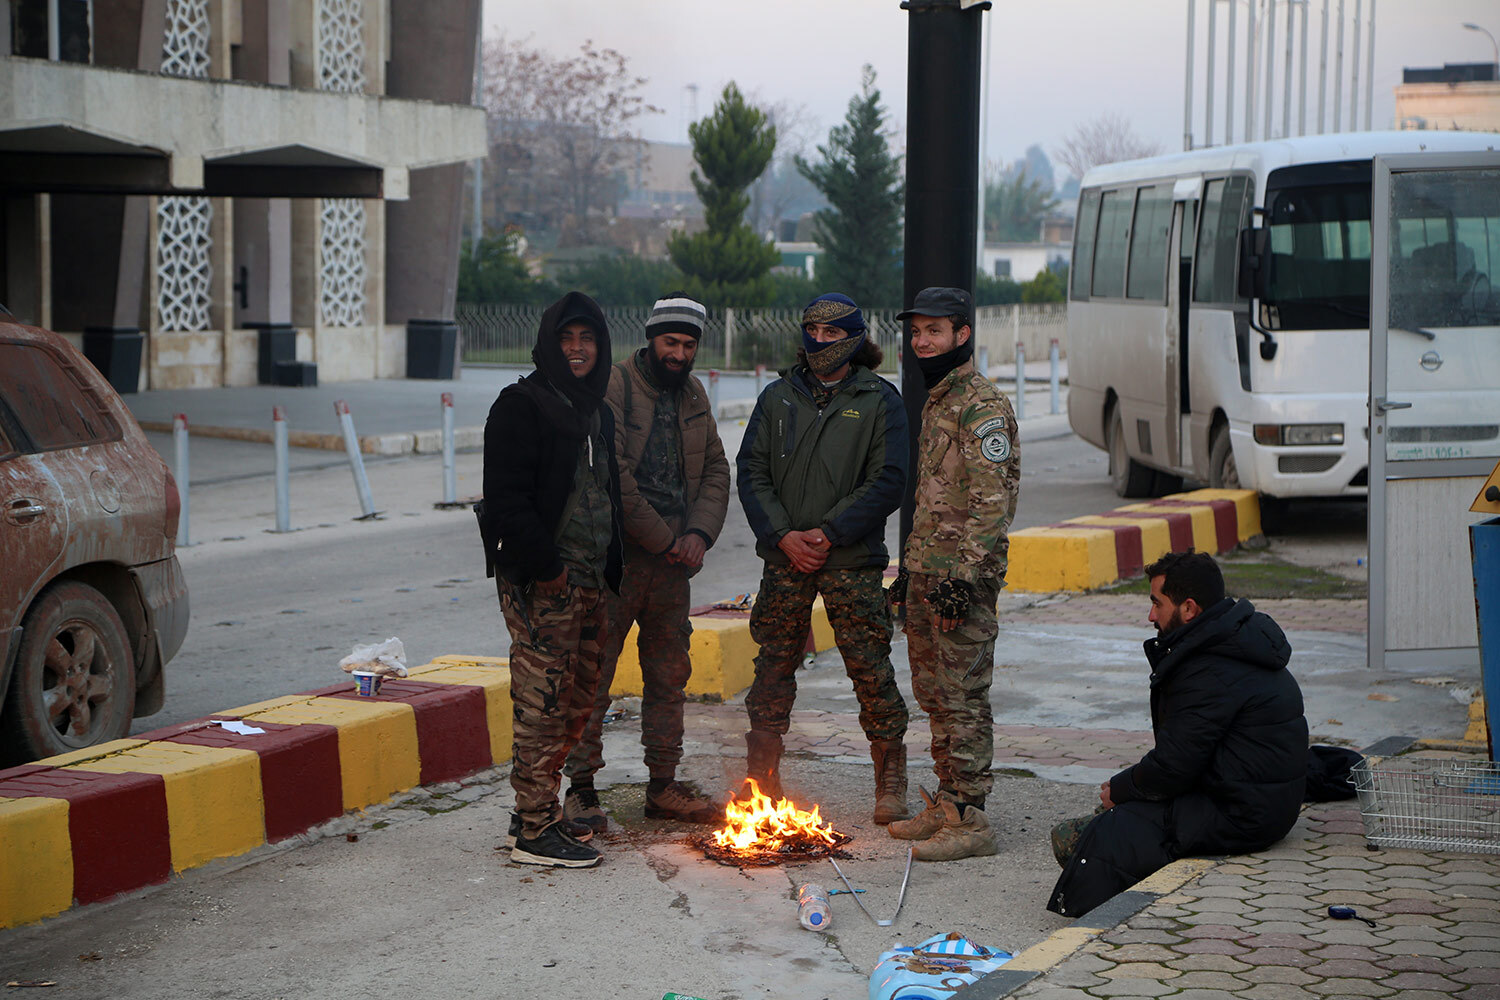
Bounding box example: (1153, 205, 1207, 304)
(737, 292, 911, 824)
(888, 286, 1020, 862)
(562, 293, 731, 831)
(482, 291, 624, 869)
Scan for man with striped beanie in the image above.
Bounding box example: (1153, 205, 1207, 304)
(562, 292, 731, 831)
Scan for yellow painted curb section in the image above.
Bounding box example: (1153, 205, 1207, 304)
(71, 742, 265, 872)
(1134, 856, 1217, 894)
(229, 696, 421, 812)
(1465, 694, 1489, 747)
(1004, 926, 1099, 972)
(1121, 501, 1218, 554)
(0, 796, 72, 928)
(408, 659, 515, 766)
(1007, 526, 1119, 592)
(39, 739, 149, 767)
(1172, 488, 1262, 540)
(1065, 515, 1174, 565)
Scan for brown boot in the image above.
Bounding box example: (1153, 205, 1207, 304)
(913, 798, 998, 862)
(740, 730, 784, 802)
(888, 786, 947, 840)
(870, 738, 909, 824)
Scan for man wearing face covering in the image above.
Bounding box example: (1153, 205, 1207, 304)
(560, 292, 730, 832)
(482, 290, 623, 869)
(887, 286, 1019, 862)
(736, 292, 911, 825)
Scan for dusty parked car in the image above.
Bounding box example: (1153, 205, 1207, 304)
(0, 319, 189, 765)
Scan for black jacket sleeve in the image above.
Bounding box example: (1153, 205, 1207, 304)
(1110, 661, 1240, 804)
(483, 390, 565, 587)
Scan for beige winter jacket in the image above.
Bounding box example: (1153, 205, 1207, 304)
(606, 352, 730, 555)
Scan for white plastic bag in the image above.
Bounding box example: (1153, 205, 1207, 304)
(338, 637, 409, 677)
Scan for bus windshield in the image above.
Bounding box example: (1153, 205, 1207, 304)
(1263, 183, 1372, 329)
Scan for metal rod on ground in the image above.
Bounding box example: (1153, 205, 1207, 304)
(1049, 337, 1061, 415)
(334, 399, 380, 520)
(827, 846, 914, 927)
(1014, 341, 1026, 421)
(173, 413, 189, 546)
(273, 405, 290, 533)
(441, 391, 457, 505)
(708, 369, 720, 418)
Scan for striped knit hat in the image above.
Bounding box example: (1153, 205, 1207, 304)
(645, 292, 707, 341)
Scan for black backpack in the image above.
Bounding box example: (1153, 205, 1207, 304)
(1305, 744, 1363, 802)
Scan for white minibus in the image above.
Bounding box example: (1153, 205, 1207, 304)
(1066, 131, 1500, 498)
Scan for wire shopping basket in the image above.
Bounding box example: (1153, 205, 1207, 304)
(1352, 756, 1500, 854)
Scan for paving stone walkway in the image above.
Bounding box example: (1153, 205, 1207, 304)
(1010, 799, 1500, 1000)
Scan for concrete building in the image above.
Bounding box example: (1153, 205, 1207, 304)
(1, 0, 485, 388)
(1395, 62, 1500, 134)
(980, 242, 1071, 283)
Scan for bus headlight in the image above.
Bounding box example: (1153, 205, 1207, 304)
(1253, 423, 1345, 446)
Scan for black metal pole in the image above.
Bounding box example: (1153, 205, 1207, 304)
(899, 0, 989, 545)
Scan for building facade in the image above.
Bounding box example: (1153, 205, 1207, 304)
(0, 0, 484, 387)
(1395, 62, 1500, 135)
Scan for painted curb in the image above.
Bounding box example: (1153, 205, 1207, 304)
(1007, 489, 1260, 593)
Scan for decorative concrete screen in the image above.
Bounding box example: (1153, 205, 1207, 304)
(155, 0, 213, 334)
(316, 0, 368, 328)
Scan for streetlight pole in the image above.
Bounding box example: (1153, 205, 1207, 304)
(1463, 22, 1499, 73)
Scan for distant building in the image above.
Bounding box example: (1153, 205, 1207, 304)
(981, 242, 1071, 283)
(1395, 62, 1500, 133)
(619, 140, 701, 220)
(0, 0, 484, 387)
(774, 241, 823, 280)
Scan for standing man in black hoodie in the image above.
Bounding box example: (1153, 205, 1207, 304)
(482, 291, 624, 869)
(1047, 551, 1307, 917)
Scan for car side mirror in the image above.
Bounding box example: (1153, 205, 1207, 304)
(1237, 227, 1269, 301)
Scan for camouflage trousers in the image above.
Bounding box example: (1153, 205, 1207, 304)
(904, 572, 1000, 804)
(564, 545, 693, 784)
(1051, 807, 1107, 866)
(499, 579, 606, 838)
(746, 563, 908, 741)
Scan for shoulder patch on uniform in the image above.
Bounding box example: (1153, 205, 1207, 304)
(841, 408, 862, 418)
(974, 416, 1008, 437)
(980, 431, 1012, 463)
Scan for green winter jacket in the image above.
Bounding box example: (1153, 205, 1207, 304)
(736, 364, 909, 570)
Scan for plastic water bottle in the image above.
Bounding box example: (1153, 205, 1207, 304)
(797, 882, 832, 931)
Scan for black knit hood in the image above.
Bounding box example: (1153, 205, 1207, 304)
(531, 290, 611, 414)
(1145, 597, 1292, 680)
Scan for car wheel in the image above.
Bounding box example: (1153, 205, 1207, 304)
(0, 581, 135, 764)
(1209, 425, 1240, 490)
(1107, 405, 1155, 498)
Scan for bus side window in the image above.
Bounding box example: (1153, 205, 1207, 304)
(1194, 176, 1251, 303)
(1071, 190, 1101, 301)
(1092, 189, 1132, 299)
(1127, 185, 1173, 301)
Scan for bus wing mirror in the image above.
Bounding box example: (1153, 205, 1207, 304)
(1236, 228, 1269, 300)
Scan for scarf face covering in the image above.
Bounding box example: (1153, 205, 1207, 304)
(802, 327, 867, 378)
(915, 336, 974, 390)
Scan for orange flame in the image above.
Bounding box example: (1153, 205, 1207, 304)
(711, 779, 842, 852)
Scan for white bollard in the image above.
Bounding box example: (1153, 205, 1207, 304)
(708, 369, 720, 418)
(173, 413, 190, 547)
(1049, 338, 1061, 415)
(978, 345, 990, 380)
(334, 399, 380, 519)
(755, 363, 766, 397)
(273, 405, 291, 533)
(441, 392, 457, 505)
(1014, 342, 1026, 421)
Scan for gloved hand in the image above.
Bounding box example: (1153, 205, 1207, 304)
(888, 568, 909, 608)
(925, 578, 972, 620)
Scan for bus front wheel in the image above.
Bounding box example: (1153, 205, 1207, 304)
(1209, 426, 1240, 489)
(1108, 406, 1155, 498)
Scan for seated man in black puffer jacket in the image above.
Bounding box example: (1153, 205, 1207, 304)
(1047, 551, 1308, 918)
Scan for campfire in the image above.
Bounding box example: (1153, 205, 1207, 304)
(700, 780, 852, 866)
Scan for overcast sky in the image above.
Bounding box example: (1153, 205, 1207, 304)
(484, 1, 1500, 182)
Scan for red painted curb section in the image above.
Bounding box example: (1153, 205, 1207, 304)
(1148, 498, 1239, 552)
(308, 679, 493, 786)
(1094, 507, 1197, 551)
(1056, 519, 1145, 578)
(0, 765, 171, 904)
(140, 718, 344, 844)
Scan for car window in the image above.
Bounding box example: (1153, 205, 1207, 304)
(0, 417, 15, 462)
(0, 342, 122, 451)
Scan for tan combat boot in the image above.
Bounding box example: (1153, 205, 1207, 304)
(870, 738, 910, 824)
(887, 786, 947, 840)
(913, 797, 998, 861)
(740, 730, 784, 802)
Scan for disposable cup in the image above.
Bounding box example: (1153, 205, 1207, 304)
(352, 670, 383, 697)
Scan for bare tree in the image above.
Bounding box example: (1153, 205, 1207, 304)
(481, 37, 660, 246)
(1053, 113, 1163, 180)
(745, 97, 820, 240)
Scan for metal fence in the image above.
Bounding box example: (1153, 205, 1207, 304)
(456, 301, 1069, 373)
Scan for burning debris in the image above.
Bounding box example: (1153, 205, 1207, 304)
(699, 780, 852, 866)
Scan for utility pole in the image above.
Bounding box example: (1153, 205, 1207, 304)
(901, 0, 988, 544)
(1227, 0, 1238, 143)
(1364, 0, 1376, 129)
(1206, 0, 1217, 146)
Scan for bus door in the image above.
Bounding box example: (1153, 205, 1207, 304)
(1369, 151, 1500, 671)
(1168, 178, 1201, 472)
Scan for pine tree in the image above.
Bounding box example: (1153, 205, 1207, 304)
(668, 83, 780, 307)
(795, 66, 904, 309)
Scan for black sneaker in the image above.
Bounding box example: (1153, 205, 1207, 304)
(511, 822, 602, 868)
(506, 812, 593, 848)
